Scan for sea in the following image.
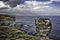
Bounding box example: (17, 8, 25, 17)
(15, 16, 60, 25)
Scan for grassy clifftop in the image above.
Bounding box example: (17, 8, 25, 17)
(0, 26, 40, 40)
(0, 26, 52, 40)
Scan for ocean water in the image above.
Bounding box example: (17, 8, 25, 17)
(15, 16, 60, 24)
(15, 16, 51, 24)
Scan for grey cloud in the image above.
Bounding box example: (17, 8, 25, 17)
(0, 7, 60, 16)
(0, 7, 9, 10)
(0, 0, 23, 7)
(7, 0, 21, 7)
(0, 0, 9, 2)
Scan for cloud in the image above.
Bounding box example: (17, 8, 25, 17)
(13, 1, 52, 10)
(0, 1, 10, 8)
(0, 1, 6, 8)
(0, 0, 21, 7)
(0, 0, 52, 8)
(25, 1, 52, 5)
(0, 0, 60, 16)
(0, 6, 60, 16)
(36, 0, 50, 2)
(51, 0, 60, 2)
(0, 0, 60, 8)
(7, 0, 21, 7)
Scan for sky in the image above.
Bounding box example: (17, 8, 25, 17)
(0, 0, 60, 16)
